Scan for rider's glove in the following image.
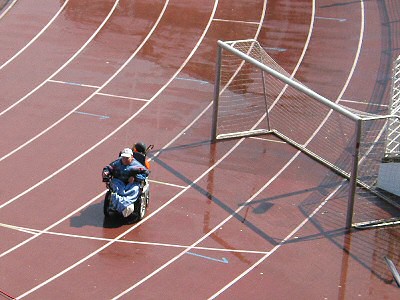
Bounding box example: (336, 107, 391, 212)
(102, 170, 110, 182)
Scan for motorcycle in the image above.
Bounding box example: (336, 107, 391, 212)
(102, 144, 153, 222)
(103, 176, 149, 222)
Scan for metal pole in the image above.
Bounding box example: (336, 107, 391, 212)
(218, 40, 361, 122)
(211, 44, 222, 142)
(346, 119, 362, 230)
(261, 70, 271, 130)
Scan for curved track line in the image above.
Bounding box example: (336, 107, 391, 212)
(209, 2, 366, 297)
(300, 2, 365, 147)
(209, 183, 344, 298)
(112, 141, 302, 299)
(5, 0, 310, 295)
(0, 191, 106, 258)
(12, 0, 265, 297)
(9, 0, 358, 298)
(0, 222, 269, 255)
(12, 0, 310, 297)
(0, 0, 170, 210)
(0, 0, 120, 117)
(114, 1, 364, 297)
(0, 0, 173, 262)
(0, 0, 69, 70)
(15, 1, 222, 297)
(0, 0, 17, 20)
(127, 0, 363, 293)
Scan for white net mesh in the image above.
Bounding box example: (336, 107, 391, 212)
(213, 39, 400, 228)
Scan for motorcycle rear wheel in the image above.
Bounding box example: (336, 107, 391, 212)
(134, 194, 147, 220)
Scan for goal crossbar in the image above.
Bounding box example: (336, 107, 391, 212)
(213, 40, 361, 129)
(212, 39, 400, 230)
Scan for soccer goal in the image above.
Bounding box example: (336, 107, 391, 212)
(212, 40, 400, 230)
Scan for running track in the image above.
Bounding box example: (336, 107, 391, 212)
(1, 0, 400, 299)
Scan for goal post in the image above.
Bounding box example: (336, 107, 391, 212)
(212, 39, 400, 230)
(385, 54, 400, 158)
(212, 39, 359, 141)
(211, 39, 272, 141)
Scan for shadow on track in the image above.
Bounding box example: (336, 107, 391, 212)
(69, 202, 137, 229)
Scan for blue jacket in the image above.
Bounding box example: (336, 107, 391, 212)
(104, 158, 149, 184)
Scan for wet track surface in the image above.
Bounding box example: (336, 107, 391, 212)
(1, 0, 400, 299)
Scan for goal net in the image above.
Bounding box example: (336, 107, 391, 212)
(212, 40, 400, 229)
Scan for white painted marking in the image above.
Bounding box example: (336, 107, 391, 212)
(250, 136, 286, 144)
(97, 92, 150, 102)
(208, 183, 344, 299)
(0, 0, 119, 117)
(74, 111, 109, 120)
(316, 16, 346, 22)
(0, 222, 269, 255)
(48, 79, 100, 89)
(213, 18, 260, 25)
(0, 0, 18, 20)
(263, 47, 287, 52)
(6, 0, 364, 296)
(339, 98, 388, 107)
(210, 1, 366, 297)
(148, 179, 186, 189)
(187, 252, 229, 264)
(176, 77, 208, 84)
(0, 191, 107, 257)
(0, 1, 68, 69)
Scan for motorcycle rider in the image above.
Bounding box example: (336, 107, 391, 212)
(102, 148, 149, 217)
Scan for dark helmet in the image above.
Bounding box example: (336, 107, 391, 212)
(133, 142, 146, 154)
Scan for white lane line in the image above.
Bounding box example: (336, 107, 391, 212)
(249, 136, 287, 144)
(0, 223, 38, 235)
(112, 1, 270, 298)
(30, 78, 152, 103)
(31, 79, 152, 103)
(0, 191, 107, 257)
(0, 0, 18, 20)
(263, 47, 287, 52)
(315, 16, 346, 22)
(339, 98, 388, 107)
(175, 77, 209, 84)
(97, 92, 150, 102)
(15, 0, 222, 297)
(148, 179, 187, 189)
(48, 79, 100, 89)
(1, 0, 173, 254)
(0, 0, 120, 117)
(0, 223, 269, 255)
(208, 183, 344, 299)
(0, 1, 132, 166)
(0, 0, 170, 210)
(17, 109, 243, 299)
(8, 0, 316, 296)
(186, 252, 229, 264)
(113, 140, 302, 299)
(0, 178, 182, 259)
(73, 111, 109, 120)
(213, 18, 260, 25)
(8, 0, 344, 298)
(8, 0, 290, 293)
(0, 0, 69, 70)
(210, 1, 366, 297)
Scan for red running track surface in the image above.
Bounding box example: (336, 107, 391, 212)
(0, 0, 400, 299)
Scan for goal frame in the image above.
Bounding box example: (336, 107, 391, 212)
(211, 39, 400, 230)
